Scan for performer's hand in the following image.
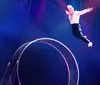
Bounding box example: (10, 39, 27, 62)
(88, 7, 93, 12)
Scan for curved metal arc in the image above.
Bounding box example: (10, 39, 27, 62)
(14, 37, 79, 85)
(40, 41, 70, 85)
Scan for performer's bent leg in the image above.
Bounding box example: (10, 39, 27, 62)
(79, 32, 90, 44)
(78, 24, 91, 44)
(79, 31, 92, 47)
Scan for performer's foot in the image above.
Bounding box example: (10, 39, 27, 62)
(88, 42, 93, 47)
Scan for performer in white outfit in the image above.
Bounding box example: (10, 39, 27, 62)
(65, 5, 93, 47)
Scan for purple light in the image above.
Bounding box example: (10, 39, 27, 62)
(58, 0, 67, 10)
(36, 0, 47, 21)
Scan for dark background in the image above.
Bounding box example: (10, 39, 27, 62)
(0, 0, 100, 85)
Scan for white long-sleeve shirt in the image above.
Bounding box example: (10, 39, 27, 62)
(65, 9, 90, 24)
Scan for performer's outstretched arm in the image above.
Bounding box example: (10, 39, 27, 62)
(78, 7, 93, 15)
(65, 10, 69, 15)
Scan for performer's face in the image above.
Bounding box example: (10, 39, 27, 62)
(68, 8, 74, 15)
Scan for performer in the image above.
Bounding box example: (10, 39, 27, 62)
(65, 5, 93, 47)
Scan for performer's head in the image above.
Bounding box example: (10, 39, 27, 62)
(67, 5, 74, 15)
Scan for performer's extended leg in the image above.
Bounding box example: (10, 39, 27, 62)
(79, 30, 90, 44)
(72, 24, 92, 47)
